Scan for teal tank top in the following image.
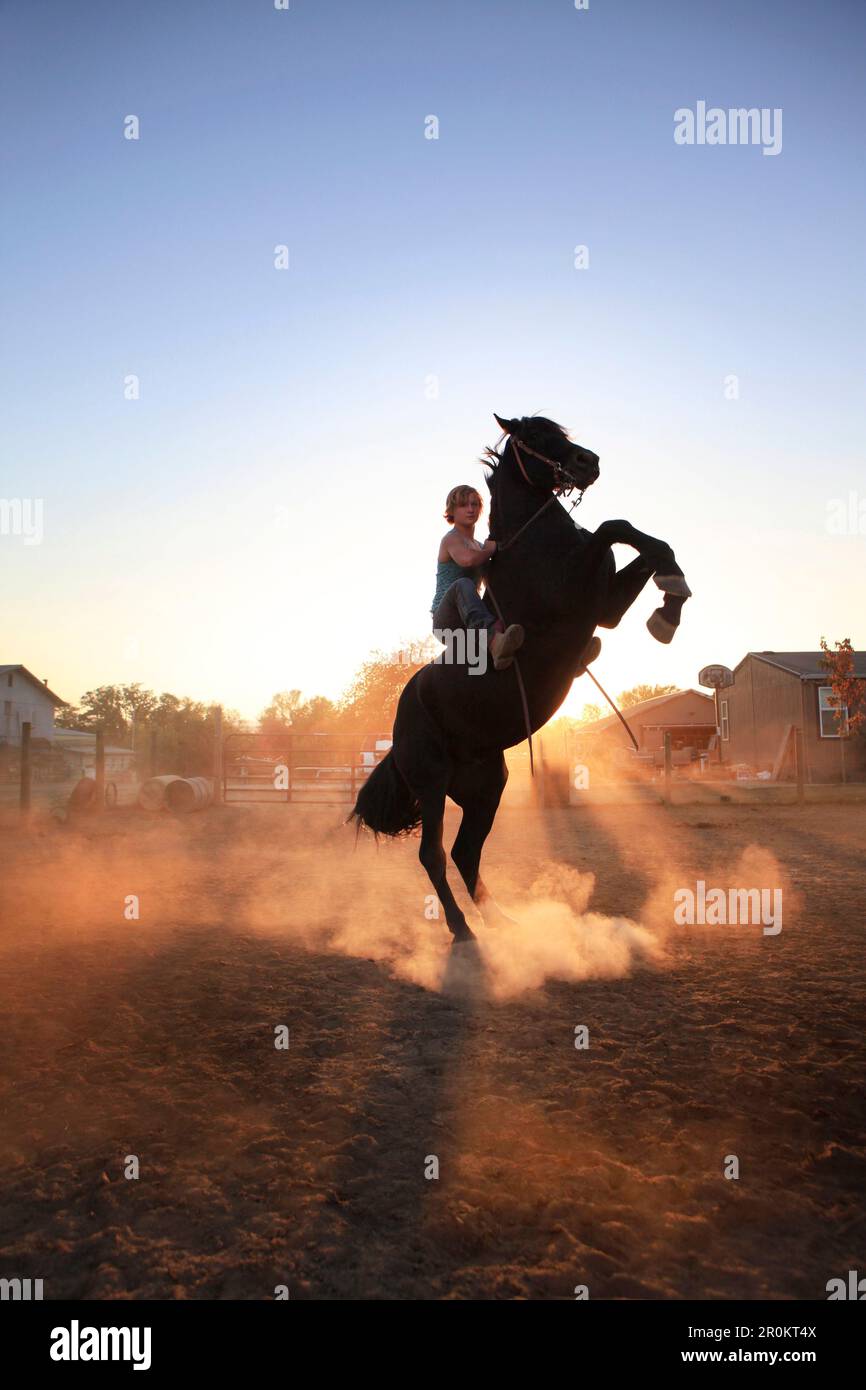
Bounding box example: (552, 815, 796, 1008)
(431, 557, 480, 614)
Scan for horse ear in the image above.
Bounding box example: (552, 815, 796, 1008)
(493, 413, 519, 434)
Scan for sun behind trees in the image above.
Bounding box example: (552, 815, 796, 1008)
(260, 642, 436, 735)
(335, 640, 436, 731)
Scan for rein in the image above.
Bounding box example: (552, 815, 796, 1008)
(584, 668, 640, 752)
(485, 433, 637, 772)
(485, 435, 586, 776)
(482, 578, 537, 776)
(496, 438, 585, 552)
(495, 495, 558, 553)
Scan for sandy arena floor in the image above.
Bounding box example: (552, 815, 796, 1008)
(0, 799, 864, 1300)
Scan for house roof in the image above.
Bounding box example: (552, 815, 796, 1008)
(737, 651, 866, 680)
(577, 687, 716, 735)
(0, 665, 67, 706)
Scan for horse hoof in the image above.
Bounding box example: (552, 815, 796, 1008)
(647, 609, 676, 644)
(653, 573, 692, 599)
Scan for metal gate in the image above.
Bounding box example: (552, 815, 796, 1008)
(221, 731, 391, 804)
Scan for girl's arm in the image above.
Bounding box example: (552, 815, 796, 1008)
(444, 534, 497, 567)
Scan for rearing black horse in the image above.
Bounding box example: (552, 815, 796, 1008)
(352, 413, 690, 942)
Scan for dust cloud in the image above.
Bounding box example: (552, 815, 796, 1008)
(1, 811, 665, 1006)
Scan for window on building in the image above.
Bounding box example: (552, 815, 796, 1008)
(6, 673, 12, 687)
(818, 686, 849, 738)
(720, 699, 729, 741)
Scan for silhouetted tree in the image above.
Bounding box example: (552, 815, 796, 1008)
(259, 690, 337, 735)
(617, 683, 678, 710)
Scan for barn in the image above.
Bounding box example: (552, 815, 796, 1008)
(718, 651, 866, 782)
(572, 688, 718, 767)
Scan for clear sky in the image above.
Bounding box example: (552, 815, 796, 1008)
(1, 0, 863, 720)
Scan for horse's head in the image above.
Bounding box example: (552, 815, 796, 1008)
(492, 413, 600, 494)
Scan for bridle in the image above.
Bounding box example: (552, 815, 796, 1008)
(486, 430, 638, 766)
(511, 437, 587, 497)
(484, 432, 590, 773)
(496, 435, 587, 554)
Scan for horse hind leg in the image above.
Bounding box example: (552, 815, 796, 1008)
(449, 760, 515, 928)
(418, 797, 476, 943)
(647, 590, 690, 643)
(648, 555, 692, 643)
(591, 521, 692, 645)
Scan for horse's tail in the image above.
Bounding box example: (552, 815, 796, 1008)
(349, 751, 421, 837)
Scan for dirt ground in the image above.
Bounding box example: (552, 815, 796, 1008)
(0, 798, 864, 1300)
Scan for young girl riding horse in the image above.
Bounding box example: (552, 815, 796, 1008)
(430, 484, 524, 671)
(430, 482, 605, 675)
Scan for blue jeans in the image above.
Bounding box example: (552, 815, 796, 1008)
(431, 578, 496, 635)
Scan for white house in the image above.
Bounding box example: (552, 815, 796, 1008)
(0, 664, 66, 744)
(51, 729, 136, 778)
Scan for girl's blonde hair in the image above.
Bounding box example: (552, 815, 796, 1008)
(444, 484, 483, 523)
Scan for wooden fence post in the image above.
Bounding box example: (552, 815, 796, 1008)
(794, 726, 805, 806)
(212, 706, 223, 805)
(663, 731, 672, 803)
(20, 720, 31, 816)
(535, 736, 546, 809)
(94, 728, 105, 810)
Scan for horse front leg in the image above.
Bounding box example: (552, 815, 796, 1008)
(418, 796, 475, 943)
(597, 554, 654, 629)
(594, 520, 692, 643)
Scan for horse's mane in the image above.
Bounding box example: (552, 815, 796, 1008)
(479, 414, 570, 492)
